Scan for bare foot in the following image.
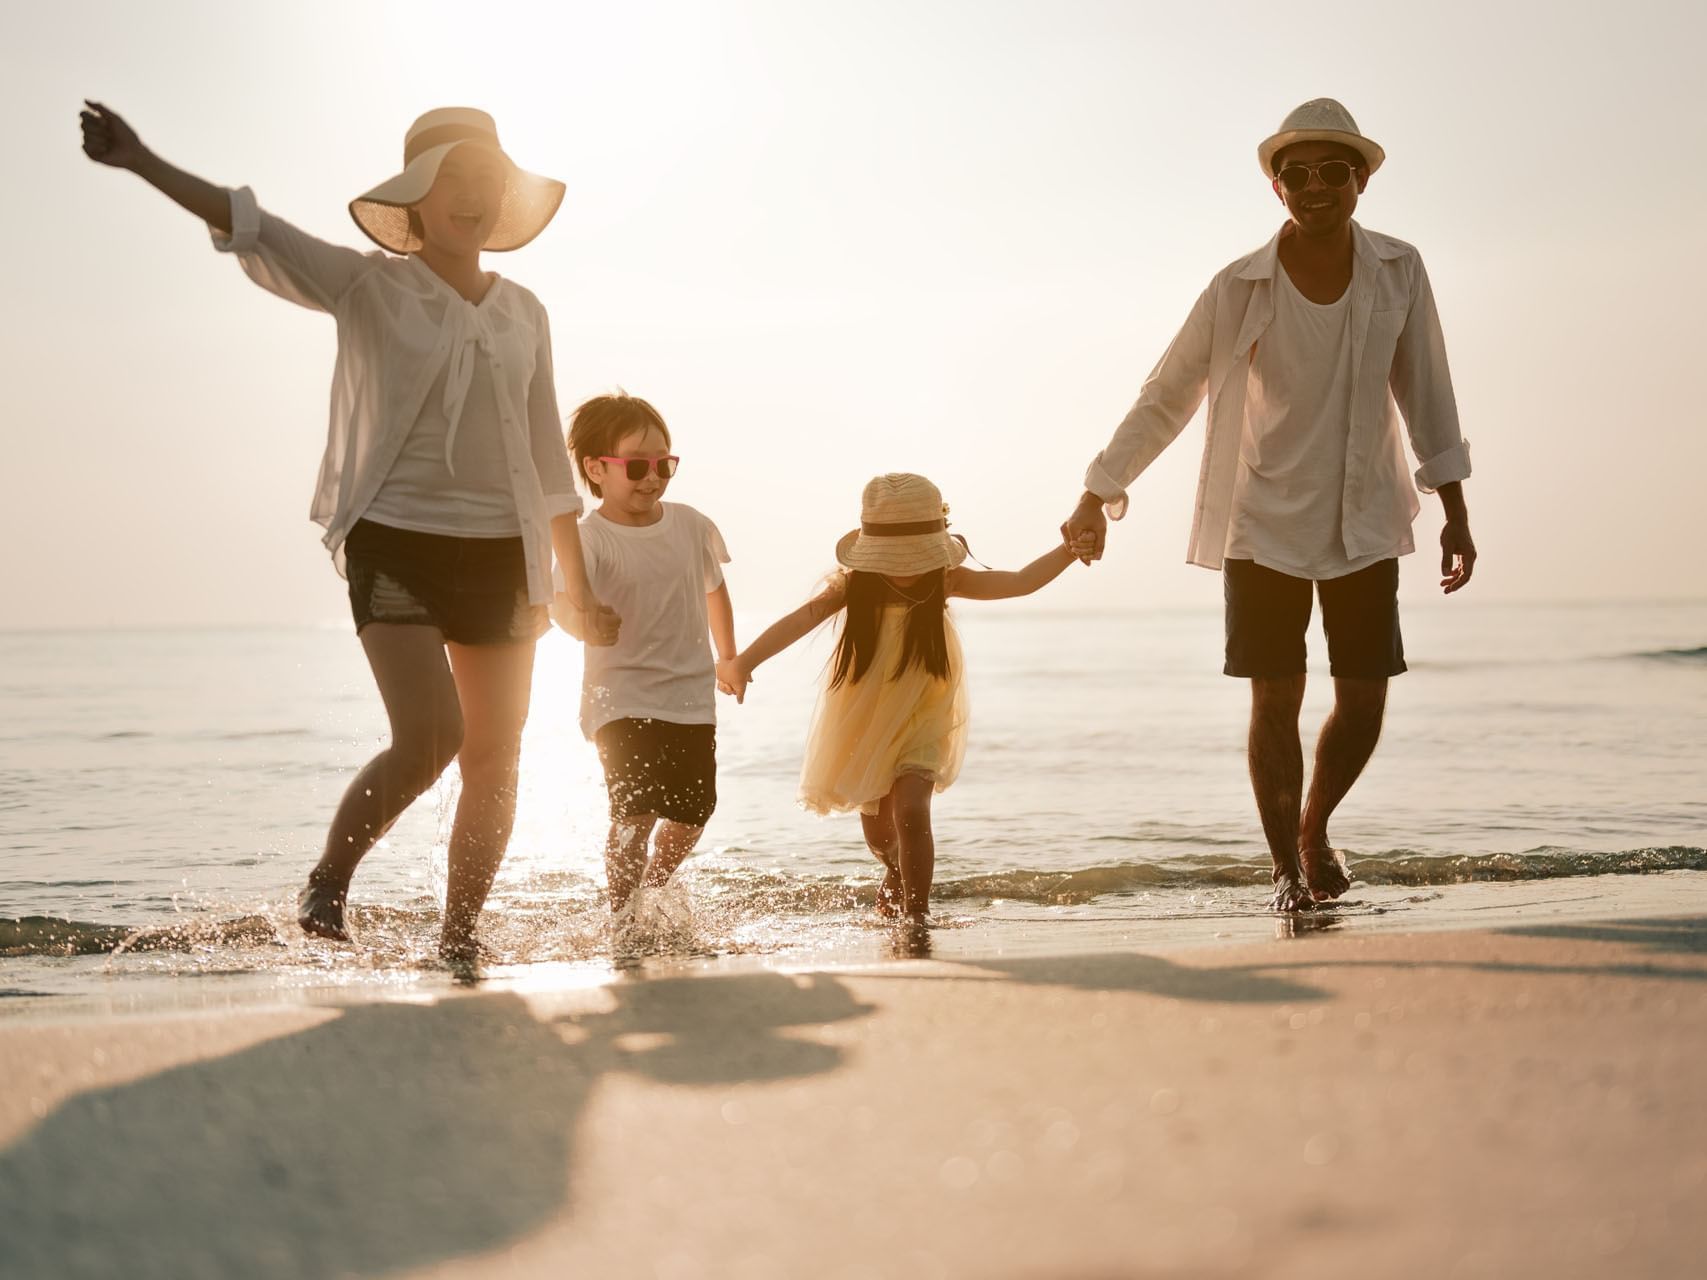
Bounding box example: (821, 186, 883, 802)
(1300, 847, 1352, 902)
(875, 861, 903, 918)
(437, 931, 492, 968)
(1269, 866, 1314, 914)
(888, 918, 933, 959)
(296, 878, 351, 942)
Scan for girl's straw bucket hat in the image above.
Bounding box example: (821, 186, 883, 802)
(836, 474, 968, 576)
(1256, 98, 1384, 178)
(348, 107, 565, 254)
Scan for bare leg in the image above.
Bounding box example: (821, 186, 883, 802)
(438, 639, 536, 958)
(605, 814, 659, 913)
(860, 796, 903, 918)
(642, 821, 705, 891)
(301, 624, 462, 940)
(1298, 676, 1388, 900)
(890, 772, 937, 920)
(1248, 676, 1310, 912)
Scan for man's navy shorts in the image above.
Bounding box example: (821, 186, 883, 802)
(1222, 558, 1407, 679)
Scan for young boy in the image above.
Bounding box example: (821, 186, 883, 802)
(557, 393, 736, 912)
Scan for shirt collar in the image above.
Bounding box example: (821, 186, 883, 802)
(1234, 220, 1398, 281)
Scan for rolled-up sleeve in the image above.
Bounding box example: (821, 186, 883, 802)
(209, 187, 376, 314)
(526, 306, 582, 518)
(1390, 254, 1471, 493)
(1084, 284, 1215, 520)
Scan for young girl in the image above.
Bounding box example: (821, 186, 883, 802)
(78, 102, 618, 963)
(725, 473, 1089, 920)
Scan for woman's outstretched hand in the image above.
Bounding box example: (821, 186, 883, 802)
(80, 101, 147, 170)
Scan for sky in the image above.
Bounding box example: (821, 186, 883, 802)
(4, 0, 1705, 629)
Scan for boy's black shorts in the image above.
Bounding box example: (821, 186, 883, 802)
(1223, 557, 1407, 679)
(594, 718, 718, 827)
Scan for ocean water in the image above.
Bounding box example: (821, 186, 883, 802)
(1, 601, 1703, 999)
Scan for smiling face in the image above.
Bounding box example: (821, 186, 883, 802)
(413, 143, 508, 255)
(1271, 140, 1368, 240)
(586, 425, 674, 525)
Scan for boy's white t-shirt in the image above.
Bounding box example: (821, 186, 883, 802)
(569, 503, 730, 739)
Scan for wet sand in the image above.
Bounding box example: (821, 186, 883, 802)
(4, 879, 1707, 1279)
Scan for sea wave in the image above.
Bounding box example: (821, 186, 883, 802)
(1627, 644, 1707, 663)
(6, 846, 1703, 959)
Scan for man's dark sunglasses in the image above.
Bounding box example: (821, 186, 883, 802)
(1276, 160, 1356, 193)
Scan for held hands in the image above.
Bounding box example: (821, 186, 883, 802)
(1439, 520, 1477, 594)
(552, 594, 622, 645)
(715, 656, 749, 704)
(1061, 493, 1107, 564)
(79, 101, 147, 170)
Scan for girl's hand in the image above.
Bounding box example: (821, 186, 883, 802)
(716, 657, 749, 704)
(80, 101, 148, 171)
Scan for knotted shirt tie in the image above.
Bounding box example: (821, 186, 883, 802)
(439, 302, 499, 477)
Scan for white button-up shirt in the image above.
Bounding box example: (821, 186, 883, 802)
(1085, 222, 1471, 571)
(211, 187, 582, 603)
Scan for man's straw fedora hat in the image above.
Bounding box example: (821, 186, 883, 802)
(1257, 98, 1385, 178)
(836, 474, 968, 576)
(349, 108, 565, 254)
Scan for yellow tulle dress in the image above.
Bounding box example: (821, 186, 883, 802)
(799, 605, 970, 816)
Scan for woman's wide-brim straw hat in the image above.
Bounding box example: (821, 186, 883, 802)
(1256, 98, 1385, 178)
(835, 473, 968, 576)
(349, 107, 565, 254)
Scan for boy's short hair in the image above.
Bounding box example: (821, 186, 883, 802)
(567, 393, 672, 498)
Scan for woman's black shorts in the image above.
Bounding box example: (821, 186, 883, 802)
(344, 519, 548, 646)
(594, 718, 718, 828)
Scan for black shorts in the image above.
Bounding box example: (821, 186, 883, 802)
(594, 718, 718, 827)
(344, 519, 547, 646)
(1223, 558, 1406, 679)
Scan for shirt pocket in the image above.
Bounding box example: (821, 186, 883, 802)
(1356, 308, 1408, 423)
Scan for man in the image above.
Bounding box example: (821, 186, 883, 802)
(1064, 99, 1476, 912)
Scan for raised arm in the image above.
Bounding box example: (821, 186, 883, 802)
(736, 579, 847, 685)
(81, 101, 374, 313)
(948, 539, 1085, 602)
(81, 101, 231, 231)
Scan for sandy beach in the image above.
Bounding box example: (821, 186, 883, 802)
(3, 875, 1705, 1279)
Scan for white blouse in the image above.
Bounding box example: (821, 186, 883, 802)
(210, 187, 581, 603)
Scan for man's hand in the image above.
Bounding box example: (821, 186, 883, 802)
(80, 101, 147, 171)
(1440, 519, 1477, 594)
(1061, 492, 1108, 564)
(716, 657, 748, 704)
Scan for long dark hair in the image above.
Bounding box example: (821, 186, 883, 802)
(829, 570, 950, 689)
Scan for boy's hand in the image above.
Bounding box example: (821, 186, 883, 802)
(716, 656, 748, 704)
(551, 595, 621, 645)
(584, 602, 621, 645)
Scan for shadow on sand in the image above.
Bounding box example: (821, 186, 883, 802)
(0, 971, 870, 1279)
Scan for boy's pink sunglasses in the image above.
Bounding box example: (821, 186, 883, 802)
(597, 455, 679, 481)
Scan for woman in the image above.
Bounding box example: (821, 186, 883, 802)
(80, 102, 619, 962)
